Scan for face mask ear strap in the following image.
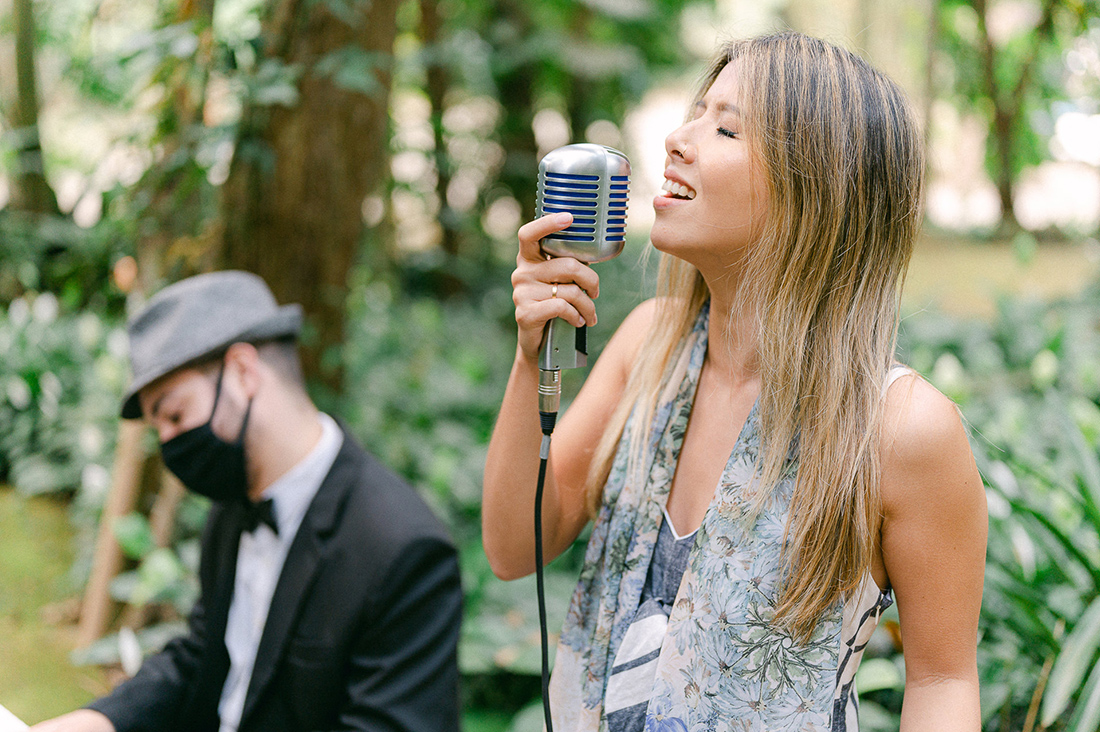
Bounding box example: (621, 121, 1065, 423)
(209, 361, 227, 421)
(211, 354, 252, 447)
(236, 398, 253, 447)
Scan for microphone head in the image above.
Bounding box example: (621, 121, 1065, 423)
(536, 143, 630, 263)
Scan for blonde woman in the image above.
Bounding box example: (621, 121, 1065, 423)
(483, 32, 987, 732)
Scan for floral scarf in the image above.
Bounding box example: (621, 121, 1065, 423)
(548, 303, 891, 732)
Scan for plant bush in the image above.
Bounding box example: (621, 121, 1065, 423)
(896, 283, 1100, 731)
(0, 212, 132, 314)
(339, 248, 648, 712)
(0, 294, 128, 501)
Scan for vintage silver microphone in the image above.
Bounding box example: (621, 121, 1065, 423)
(535, 143, 630, 423)
(530, 144, 630, 732)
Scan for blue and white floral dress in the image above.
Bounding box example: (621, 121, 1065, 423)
(548, 303, 896, 732)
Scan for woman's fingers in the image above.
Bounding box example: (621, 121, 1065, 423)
(511, 256, 600, 300)
(513, 281, 597, 329)
(518, 212, 573, 263)
(512, 212, 608, 361)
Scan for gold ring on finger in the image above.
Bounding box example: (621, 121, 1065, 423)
(551, 284, 558, 298)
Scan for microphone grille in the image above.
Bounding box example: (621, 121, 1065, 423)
(536, 143, 630, 263)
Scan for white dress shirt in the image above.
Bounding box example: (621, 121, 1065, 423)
(217, 413, 343, 732)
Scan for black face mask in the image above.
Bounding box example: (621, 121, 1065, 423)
(161, 365, 253, 504)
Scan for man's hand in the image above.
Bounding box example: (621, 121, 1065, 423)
(28, 710, 115, 732)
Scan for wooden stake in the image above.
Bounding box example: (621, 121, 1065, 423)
(121, 470, 186, 630)
(77, 419, 147, 648)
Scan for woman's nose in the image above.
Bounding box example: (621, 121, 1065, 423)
(665, 123, 696, 163)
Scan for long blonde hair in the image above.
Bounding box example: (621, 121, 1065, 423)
(585, 32, 924, 641)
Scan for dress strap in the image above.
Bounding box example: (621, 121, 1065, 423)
(884, 363, 914, 393)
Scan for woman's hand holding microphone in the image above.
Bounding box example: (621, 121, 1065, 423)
(511, 212, 601, 363)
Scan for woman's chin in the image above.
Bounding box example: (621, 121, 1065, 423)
(649, 228, 692, 260)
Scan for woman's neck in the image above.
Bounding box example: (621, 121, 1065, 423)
(703, 277, 760, 387)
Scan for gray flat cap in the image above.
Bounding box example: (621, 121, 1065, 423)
(121, 270, 303, 419)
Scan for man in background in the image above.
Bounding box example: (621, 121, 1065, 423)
(31, 270, 462, 732)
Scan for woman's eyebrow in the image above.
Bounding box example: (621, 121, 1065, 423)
(695, 100, 742, 115)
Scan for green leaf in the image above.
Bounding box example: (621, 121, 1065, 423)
(1043, 596, 1100, 726)
(506, 700, 545, 732)
(113, 512, 155, 560)
(857, 699, 901, 732)
(249, 59, 302, 107)
(1069, 659, 1100, 732)
(1009, 499, 1100, 589)
(855, 657, 904, 694)
(1055, 395, 1100, 516)
(134, 547, 185, 605)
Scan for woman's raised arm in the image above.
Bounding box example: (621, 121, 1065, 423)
(482, 213, 653, 580)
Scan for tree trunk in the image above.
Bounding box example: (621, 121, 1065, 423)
(973, 0, 1019, 233)
(220, 0, 402, 393)
(420, 0, 457, 257)
(135, 0, 218, 295)
(10, 0, 59, 214)
(973, 0, 1058, 235)
(493, 0, 538, 227)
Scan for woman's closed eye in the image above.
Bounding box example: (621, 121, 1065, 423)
(717, 127, 739, 139)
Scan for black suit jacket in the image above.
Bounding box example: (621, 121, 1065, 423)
(88, 428, 463, 732)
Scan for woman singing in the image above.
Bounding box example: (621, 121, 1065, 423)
(483, 31, 987, 732)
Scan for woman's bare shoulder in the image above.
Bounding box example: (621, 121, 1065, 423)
(616, 297, 662, 334)
(599, 297, 662, 366)
(879, 369, 985, 517)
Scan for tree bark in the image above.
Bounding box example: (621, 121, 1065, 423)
(420, 0, 457, 257)
(220, 0, 402, 393)
(973, 0, 1019, 233)
(10, 0, 59, 214)
(973, 0, 1058, 234)
(492, 0, 538, 227)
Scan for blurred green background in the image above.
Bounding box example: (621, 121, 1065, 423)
(1, 0, 1100, 729)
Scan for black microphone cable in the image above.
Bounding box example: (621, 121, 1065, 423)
(535, 370, 561, 732)
(529, 143, 628, 732)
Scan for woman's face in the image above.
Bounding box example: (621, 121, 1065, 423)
(650, 62, 769, 281)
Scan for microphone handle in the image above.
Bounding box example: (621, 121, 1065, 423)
(538, 317, 587, 372)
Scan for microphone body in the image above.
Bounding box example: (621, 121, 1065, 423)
(530, 143, 630, 732)
(535, 143, 630, 380)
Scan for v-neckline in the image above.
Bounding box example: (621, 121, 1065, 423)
(660, 506, 699, 542)
(649, 305, 762, 539)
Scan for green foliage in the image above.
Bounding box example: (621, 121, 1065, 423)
(1046, 597, 1100, 726)
(11, 232, 1100, 727)
(336, 248, 646, 713)
(934, 0, 1099, 229)
(114, 511, 157, 560)
(315, 48, 390, 98)
(109, 505, 203, 616)
(0, 293, 127, 500)
(383, 0, 707, 287)
(0, 212, 131, 313)
(8, 0, 1100, 723)
(898, 284, 1100, 730)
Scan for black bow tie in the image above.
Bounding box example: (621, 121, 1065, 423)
(243, 498, 278, 535)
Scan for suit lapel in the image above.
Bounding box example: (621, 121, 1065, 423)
(238, 430, 360, 725)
